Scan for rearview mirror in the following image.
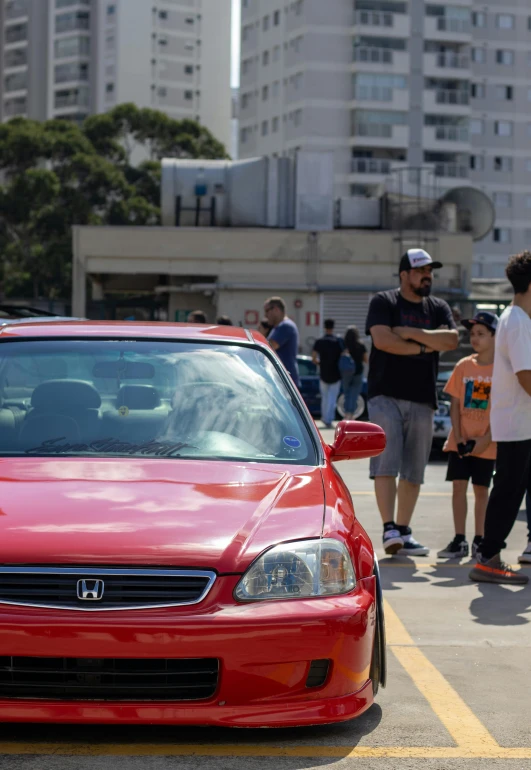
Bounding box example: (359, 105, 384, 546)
(93, 361, 155, 379)
(328, 421, 386, 462)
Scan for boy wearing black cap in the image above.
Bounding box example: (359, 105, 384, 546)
(438, 311, 497, 559)
(365, 249, 459, 556)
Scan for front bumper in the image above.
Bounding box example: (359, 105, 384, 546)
(0, 575, 376, 727)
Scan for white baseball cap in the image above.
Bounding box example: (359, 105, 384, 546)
(399, 248, 443, 272)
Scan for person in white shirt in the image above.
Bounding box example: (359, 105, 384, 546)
(470, 251, 531, 585)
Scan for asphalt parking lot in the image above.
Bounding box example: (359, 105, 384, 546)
(0, 430, 529, 770)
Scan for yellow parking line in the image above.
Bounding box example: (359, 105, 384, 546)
(384, 599, 499, 752)
(0, 741, 530, 759)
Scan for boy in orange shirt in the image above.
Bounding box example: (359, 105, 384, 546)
(438, 311, 498, 559)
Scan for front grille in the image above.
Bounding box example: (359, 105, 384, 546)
(0, 657, 219, 701)
(0, 567, 216, 611)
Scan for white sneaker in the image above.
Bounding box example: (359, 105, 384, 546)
(398, 535, 430, 557)
(518, 542, 531, 564)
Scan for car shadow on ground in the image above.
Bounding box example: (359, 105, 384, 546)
(0, 705, 383, 764)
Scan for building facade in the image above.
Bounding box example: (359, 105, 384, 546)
(238, 0, 531, 278)
(1, 0, 232, 150)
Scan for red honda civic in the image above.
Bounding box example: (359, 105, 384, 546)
(0, 321, 386, 727)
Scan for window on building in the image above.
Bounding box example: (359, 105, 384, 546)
(5, 0, 29, 19)
(158, 10, 167, 20)
(185, 17, 194, 25)
(262, 50, 269, 66)
(3, 95, 27, 116)
(107, 4, 116, 16)
(274, 10, 281, 26)
(184, 90, 193, 100)
(54, 61, 89, 83)
(54, 86, 89, 109)
(261, 120, 269, 136)
(526, 196, 531, 209)
(272, 116, 279, 132)
(4, 47, 28, 68)
(262, 85, 269, 100)
(496, 50, 514, 65)
(54, 35, 90, 58)
(493, 156, 513, 172)
(495, 85, 513, 100)
(263, 15, 270, 31)
(272, 80, 280, 98)
(471, 48, 485, 64)
(4, 71, 28, 92)
(185, 65, 194, 75)
(470, 155, 484, 171)
(495, 121, 513, 137)
(4, 22, 28, 43)
(493, 192, 512, 208)
(471, 83, 485, 99)
(470, 119, 484, 135)
(294, 0, 303, 16)
(294, 109, 302, 126)
(55, 11, 90, 34)
(493, 228, 511, 243)
(56, 0, 90, 7)
(106, 82, 114, 93)
(106, 34, 115, 50)
(472, 11, 485, 28)
(158, 87, 167, 97)
(496, 14, 514, 29)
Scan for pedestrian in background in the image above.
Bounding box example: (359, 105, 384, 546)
(217, 315, 232, 326)
(470, 251, 531, 585)
(365, 248, 458, 556)
(312, 319, 344, 429)
(340, 325, 368, 420)
(438, 312, 497, 560)
(258, 318, 272, 338)
(264, 297, 301, 388)
(188, 310, 207, 323)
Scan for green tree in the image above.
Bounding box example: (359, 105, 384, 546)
(0, 106, 228, 300)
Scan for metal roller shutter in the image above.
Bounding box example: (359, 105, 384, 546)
(321, 293, 373, 340)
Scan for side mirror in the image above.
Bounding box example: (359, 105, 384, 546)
(328, 421, 386, 462)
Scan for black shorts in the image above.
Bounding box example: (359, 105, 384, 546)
(446, 452, 495, 488)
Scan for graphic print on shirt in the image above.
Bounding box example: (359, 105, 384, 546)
(463, 376, 491, 413)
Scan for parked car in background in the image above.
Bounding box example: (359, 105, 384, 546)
(299, 355, 452, 453)
(297, 355, 368, 421)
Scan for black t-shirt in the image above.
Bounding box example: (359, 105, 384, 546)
(313, 334, 344, 384)
(346, 341, 367, 375)
(365, 289, 456, 408)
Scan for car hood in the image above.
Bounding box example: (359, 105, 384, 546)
(0, 458, 325, 572)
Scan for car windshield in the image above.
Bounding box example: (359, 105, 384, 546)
(0, 339, 317, 464)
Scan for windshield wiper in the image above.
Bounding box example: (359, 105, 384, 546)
(24, 437, 198, 458)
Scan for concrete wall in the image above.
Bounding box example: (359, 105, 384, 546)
(73, 225, 474, 351)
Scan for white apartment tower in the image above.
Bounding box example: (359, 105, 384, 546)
(0, 0, 232, 151)
(238, 0, 531, 278)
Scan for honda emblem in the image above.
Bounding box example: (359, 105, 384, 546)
(77, 579, 104, 601)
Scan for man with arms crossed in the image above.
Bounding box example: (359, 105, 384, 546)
(470, 252, 531, 585)
(366, 249, 459, 555)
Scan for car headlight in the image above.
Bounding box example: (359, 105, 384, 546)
(234, 538, 356, 601)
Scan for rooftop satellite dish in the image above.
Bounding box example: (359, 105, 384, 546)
(439, 187, 495, 241)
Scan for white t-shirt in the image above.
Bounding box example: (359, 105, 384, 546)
(491, 305, 531, 442)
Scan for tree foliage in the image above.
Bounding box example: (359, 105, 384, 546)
(0, 105, 228, 299)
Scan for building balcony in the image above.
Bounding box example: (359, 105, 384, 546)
(424, 16, 471, 43)
(423, 125, 470, 152)
(352, 87, 409, 111)
(351, 123, 409, 149)
(424, 88, 470, 116)
(5, 0, 29, 21)
(4, 23, 28, 45)
(353, 48, 409, 74)
(353, 10, 411, 37)
(432, 162, 470, 180)
(424, 52, 470, 78)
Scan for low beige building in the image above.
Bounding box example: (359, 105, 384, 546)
(73, 226, 474, 353)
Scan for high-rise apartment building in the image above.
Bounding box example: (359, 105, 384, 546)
(238, 0, 531, 278)
(0, 0, 231, 151)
